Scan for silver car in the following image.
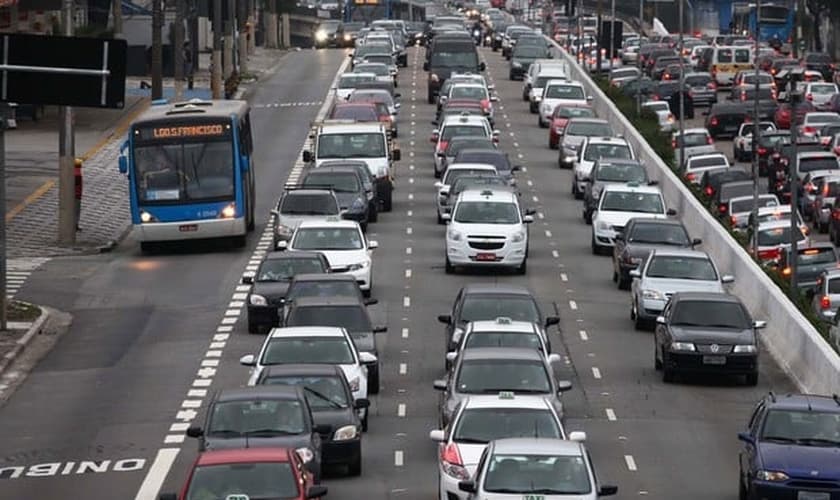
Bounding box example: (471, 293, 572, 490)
(630, 248, 734, 329)
(812, 174, 840, 233)
(728, 194, 780, 230)
(271, 189, 341, 246)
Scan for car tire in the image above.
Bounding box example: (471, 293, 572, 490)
(634, 313, 647, 331)
(382, 189, 393, 212)
(662, 355, 675, 383)
(427, 94, 434, 104)
(437, 212, 444, 224)
(617, 274, 630, 290)
(445, 256, 455, 274)
(819, 220, 828, 234)
(140, 241, 158, 254)
(530, 102, 538, 113)
(654, 345, 662, 370)
(348, 455, 362, 477)
(369, 206, 378, 223)
(745, 371, 759, 386)
(590, 234, 600, 255)
(584, 208, 592, 225)
(738, 473, 748, 500)
(612, 269, 618, 283)
(549, 138, 557, 149)
(516, 259, 527, 275)
(509, 71, 515, 80)
(538, 115, 546, 128)
(361, 412, 369, 432)
(363, 287, 371, 298)
(368, 364, 380, 395)
(522, 90, 529, 101)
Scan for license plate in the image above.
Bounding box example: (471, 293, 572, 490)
(724, 126, 737, 132)
(523, 496, 545, 500)
(179, 224, 198, 232)
(476, 253, 496, 261)
(703, 355, 726, 365)
(798, 492, 830, 500)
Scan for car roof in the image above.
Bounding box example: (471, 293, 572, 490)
(289, 295, 366, 308)
(216, 385, 303, 402)
(764, 393, 840, 413)
(196, 448, 293, 466)
(447, 162, 498, 171)
(296, 219, 361, 229)
(457, 188, 519, 203)
(264, 251, 325, 261)
(585, 136, 630, 145)
(688, 153, 727, 161)
(797, 152, 839, 159)
(317, 122, 385, 134)
(758, 219, 794, 230)
(260, 364, 345, 378)
(291, 273, 356, 282)
(601, 182, 662, 195)
(677, 127, 711, 135)
(468, 318, 539, 333)
(268, 326, 347, 338)
(567, 117, 609, 125)
(441, 114, 490, 126)
(457, 148, 504, 157)
(461, 283, 535, 296)
(461, 347, 545, 361)
(492, 438, 583, 456)
(628, 217, 684, 227)
(670, 291, 742, 303)
(650, 248, 710, 259)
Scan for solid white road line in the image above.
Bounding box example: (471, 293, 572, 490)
(133, 448, 180, 500)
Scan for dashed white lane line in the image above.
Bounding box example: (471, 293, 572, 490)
(537, 211, 544, 219)
(579, 330, 589, 340)
(606, 408, 617, 421)
(592, 367, 602, 379)
(406, 227, 413, 235)
(545, 230, 552, 238)
(624, 455, 638, 471)
(406, 247, 412, 255)
(401, 327, 409, 338)
(569, 300, 578, 310)
(403, 296, 411, 307)
(552, 250, 559, 258)
(407, 210, 413, 217)
(394, 450, 404, 467)
(405, 269, 412, 278)
(526, 179, 533, 186)
(532, 195, 539, 202)
(398, 403, 406, 417)
(560, 273, 568, 281)
(399, 363, 407, 375)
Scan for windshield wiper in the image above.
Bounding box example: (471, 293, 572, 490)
(209, 429, 242, 436)
(304, 386, 346, 409)
(796, 438, 840, 446)
(454, 437, 488, 444)
(246, 428, 299, 436)
(762, 435, 798, 443)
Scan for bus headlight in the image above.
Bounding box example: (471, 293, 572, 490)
(140, 210, 156, 223)
(220, 203, 236, 219)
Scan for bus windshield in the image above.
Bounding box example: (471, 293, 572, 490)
(133, 135, 234, 204)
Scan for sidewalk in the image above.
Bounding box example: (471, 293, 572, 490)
(4, 46, 288, 258)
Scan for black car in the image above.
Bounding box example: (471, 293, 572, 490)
(701, 168, 752, 199)
(244, 252, 330, 334)
(425, 37, 484, 103)
(339, 22, 365, 48)
(186, 386, 328, 478)
(654, 292, 763, 385)
(509, 44, 544, 80)
(583, 159, 649, 224)
(454, 148, 521, 186)
(438, 284, 559, 352)
(285, 273, 376, 306)
(619, 76, 656, 100)
(256, 364, 369, 476)
(319, 160, 378, 221)
(705, 103, 751, 139)
(437, 136, 497, 172)
(283, 296, 386, 394)
(301, 166, 372, 230)
(612, 218, 699, 290)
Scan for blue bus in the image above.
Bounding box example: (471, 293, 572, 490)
(726, 1, 794, 43)
(118, 99, 256, 251)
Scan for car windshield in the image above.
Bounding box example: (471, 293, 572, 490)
(442, 125, 488, 141)
(811, 84, 838, 94)
(280, 193, 339, 215)
(627, 223, 690, 245)
(483, 454, 592, 495)
(450, 86, 487, 99)
(331, 105, 379, 121)
(262, 337, 354, 365)
(287, 305, 371, 333)
(443, 168, 497, 185)
(453, 408, 561, 444)
(303, 172, 360, 193)
(355, 64, 389, 76)
(208, 399, 305, 436)
(758, 226, 805, 246)
(799, 157, 839, 173)
(566, 122, 613, 136)
(456, 359, 550, 393)
(338, 74, 375, 88)
(596, 164, 646, 182)
(612, 69, 639, 79)
(431, 51, 479, 68)
(806, 114, 840, 125)
(257, 258, 325, 282)
(670, 300, 750, 328)
(186, 463, 299, 500)
(535, 76, 564, 88)
(557, 107, 596, 119)
(583, 143, 632, 162)
(797, 247, 837, 265)
(760, 410, 840, 445)
(677, 133, 710, 147)
(600, 191, 664, 213)
(317, 133, 386, 159)
(461, 296, 540, 323)
(454, 201, 520, 224)
(259, 375, 349, 410)
(645, 256, 718, 280)
(545, 85, 585, 100)
(730, 197, 778, 214)
(288, 281, 359, 300)
(448, 139, 494, 154)
(464, 331, 542, 350)
(292, 227, 364, 250)
(514, 46, 542, 58)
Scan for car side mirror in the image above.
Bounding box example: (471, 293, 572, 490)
(368, 240, 379, 249)
(614, 233, 624, 242)
(656, 315, 667, 325)
(276, 240, 288, 251)
(373, 325, 388, 333)
(186, 425, 203, 438)
(586, 95, 593, 102)
(441, 213, 451, 222)
(239, 354, 256, 366)
(118, 155, 128, 174)
(692, 238, 702, 247)
(394, 92, 402, 98)
(753, 320, 767, 329)
(394, 102, 401, 109)
(354, 398, 371, 409)
(429, 429, 446, 442)
(438, 314, 452, 324)
(545, 316, 560, 327)
(648, 180, 659, 186)
(666, 208, 678, 216)
(629, 269, 641, 278)
(458, 480, 477, 493)
(738, 431, 756, 444)
(445, 351, 458, 363)
(547, 353, 562, 365)
(523, 215, 534, 223)
(241, 275, 254, 284)
(433, 379, 447, 391)
(479, 61, 486, 71)
(423, 62, 430, 71)
(525, 207, 536, 215)
(364, 298, 378, 306)
(512, 165, 522, 172)
(569, 431, 587, 442)
(490, 95, 499, 102)
(556, 380, 573, 392)
(302, 150, 313, 163)
(721, 275, 735, 284)
(359, 351, 378, 364)
(306, 485, 328, 499)
(599, 485, 619, 496)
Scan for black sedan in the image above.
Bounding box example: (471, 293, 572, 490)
(654, 292, 764, 385)
(256, 364, 370, 476)
(245, 251, 330, 334)
(301, 166, 373, 231)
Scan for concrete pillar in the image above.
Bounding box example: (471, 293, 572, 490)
(266, 13, 278, 48)
(238, 31, 248, 74)
(223, 28, 234, 77)
(248, 13, 256, 53)
(281, 13, 290, 49)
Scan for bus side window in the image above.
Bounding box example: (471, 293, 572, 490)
(734, 49, 750, 63)
(239, 113, 254, 155)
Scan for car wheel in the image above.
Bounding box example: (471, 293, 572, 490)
(347, 455, 362, 477)
(584, 208, 592, 225)
(368, 206, 378, 223)
(738, 472, 748, 500)
(522, 90, 528, 101)
(530, 102, 538, 113)
(549, 137, 557, 149)
(634, 312, 647, 331)
(745, 371, 759, 386)
(368, 364, 380, 395)
(590, 233, 600, 255)
(382, 189, 393, 212)
(662, 356, 675, 383)
(819, 220, 828, 234)
(427, 94, 434, 104)
(516, 258, 527, 275)
(617, 274, 630, 290)
(445, 256, 454, 274)
(612, 269, 618, 283)
(538, 115, 546, 128)
(437, 212, 444, 224)
(363, 286, 371, 298)
(361, 412, 369, 432)
(509, 71, 515, 80)
(654, 343, 662, 370)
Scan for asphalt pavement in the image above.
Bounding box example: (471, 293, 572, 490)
(1, 43, 800, 500)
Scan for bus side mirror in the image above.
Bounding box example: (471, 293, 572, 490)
(118, 155, 128, 174)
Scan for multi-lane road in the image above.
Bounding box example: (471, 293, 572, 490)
(0, 42, 797, 500)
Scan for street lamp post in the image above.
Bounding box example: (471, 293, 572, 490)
(636, 0, 643, 116)
(609, 0, 615, 73)
(751, 0, 761, 257)
(678, 0, 685, 168)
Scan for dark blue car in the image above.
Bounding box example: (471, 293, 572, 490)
(738, 393, 840, 500)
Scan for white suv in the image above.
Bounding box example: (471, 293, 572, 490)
(432, 114, 497, 177)
(572, 136, 635, 199)
(591, 182, 674, 254)
(538, 79, 590, 127)
(444, 188, 534, 274)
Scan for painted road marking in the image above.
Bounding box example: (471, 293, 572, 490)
(133, 449, 179, 500)
(579, 330, 588, 341)
(397, 403, 406, 417)
(399, 363, 407, 375)
(624, 455, 637, 471)
(606, 408, 617, 421)
(592, 367, 602, 379)
(394, 451, 404, 467)
(569, 300, 578, 310)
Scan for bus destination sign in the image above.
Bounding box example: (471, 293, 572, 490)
(135, 122, 231, 141)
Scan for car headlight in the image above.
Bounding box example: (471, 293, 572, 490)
(756, 470, 789, 482)
(430, 73, 439, 82)
(670, 341, 696, 352)
(642, 289, 665, 301)
(596, 220, 610, 231)
(351, 198, 366, 211)
(296, 447, 314, 463)
(448, 229, 462, 241)
(511, 230, 525, 242)
(249, 294, 267, 306)
(275, 224, 292, 236)
(734, 344, 757, 353)
(333, 425, 359, 441)
(512, 61, 522, 68)
(315, 31, 327, 41)
(347, 260, 370, 271)
(348, 376, 360, 392)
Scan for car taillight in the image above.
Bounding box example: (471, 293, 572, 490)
(822, 136, 832, 146)
(781, 266, 792, 277)
(710, 116, 719, 126)
(740, 93, 747, 102)
(663, 74, 671, 80)
(804, 126, 816, 135)
(652, 94, 660, 101)
(672, 139, 677, 148)
(430, 134, 439, 143)
(758, 147, 767, 156)
(707, 81, 717, 90)
(705, 186, 714, 196)
(686, 172, 696, 181)
(758, 248, 781, 261)
(806, 93, 813, 101)
(832, 209, 840, 220)
(730, 216, 738, 226)
(441, 442, 462, 465)
(718, 203, 728, 214)
(707, 136, 715, 145)
(821, 295, 832, 309)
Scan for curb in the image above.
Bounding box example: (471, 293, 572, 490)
(0, 306, 49, 378)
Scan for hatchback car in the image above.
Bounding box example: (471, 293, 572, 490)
(591, 182, 674, 254)
(558, 118, 615, 169)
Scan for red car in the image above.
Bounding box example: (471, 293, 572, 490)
(159, 448, 327, 500)
(548, 104, 596, 149)
(774, 101, 815, 129)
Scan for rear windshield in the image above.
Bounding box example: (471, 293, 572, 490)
(545, 85, 585, 100)
(688, 156, 727, 169)
(567, 122, 613, 136)
(280, 193, 339, 215)
(720, 183, 753, 199)
(677, 133, 710, 147)
(799, 157, 840, 173)
(798, 248, 837, 265)
(730, 196, 778, 213)
(758, 226, 805, 246)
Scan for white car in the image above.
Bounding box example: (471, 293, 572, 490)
(444, 187, 534, 274)
(446, 318, 551, 370)
(455, 437, 616, 500)
(804, 82, 839, 110)
(429, 393, 570, 500)
(572, 136, 635, 199)
(279, 220, 377, 294)
(432, 114, 497, 177)
(527, 67, 568, 113)
(733, 121, 777, 161)
(435, 163, 499, 223)
(799, 112, 840, 138)
(333, 72, 377, 100)
(238, 326, 377, 429)
(642, 100, 675, 132)
(353, 62, 395, 86)
(728, 193, 780, 230)
(591, 182, 673, 254)
(630, 248, 734, 329)
(673, 127, 717, 168)
(522, 59, 565, 101)
(683, 153, 730, 185)
(538, 80, 590, 127)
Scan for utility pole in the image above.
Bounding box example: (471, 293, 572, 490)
(678, 0, 685, 168)
(751, 0, 761, 257)
(151, 0, 163, 100)
(637, 0, 643, 116)
(238, 0, 249, 75)
(595, 0, 602, 74)
(0, 103, 8, 331)
(789, 91, 800, 294)
(57, 0, 76, 245)
(212, 0, 223, 98)
(174, 0, 185, 101)
(113, 0, 123, 35)
(609, 0, 615, 73)
(223, 0, 235, 78)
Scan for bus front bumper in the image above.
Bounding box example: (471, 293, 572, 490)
(135, 218, 246, 242)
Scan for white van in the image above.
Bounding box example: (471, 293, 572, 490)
(710, 45, 753, 87)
